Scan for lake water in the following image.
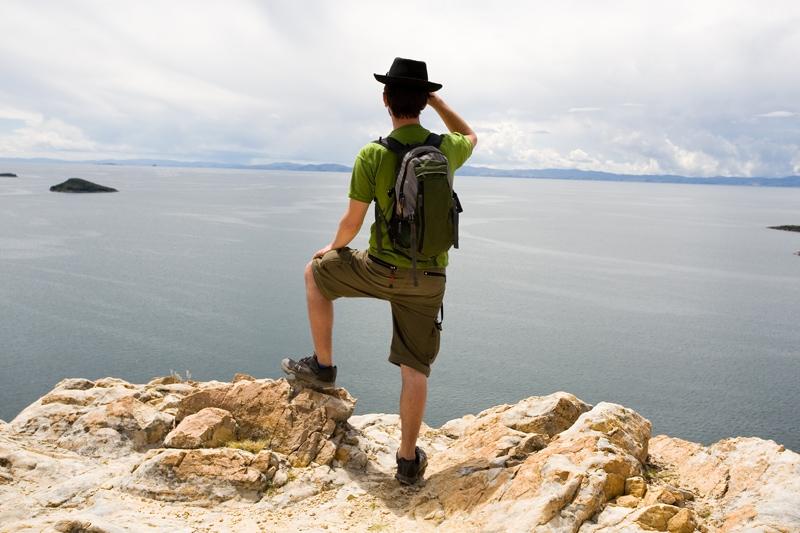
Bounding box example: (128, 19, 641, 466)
(1, 163, 799, 451)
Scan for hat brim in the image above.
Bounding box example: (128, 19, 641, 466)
(374, 73, 442, 92)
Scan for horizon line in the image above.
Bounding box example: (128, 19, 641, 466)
(1, 155, 799, 183)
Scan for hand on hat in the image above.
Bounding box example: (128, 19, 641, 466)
(427, 92, 443, 109)
(425, 92, 478, 147)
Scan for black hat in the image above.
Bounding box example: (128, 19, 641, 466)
(374, 57, 442, 92)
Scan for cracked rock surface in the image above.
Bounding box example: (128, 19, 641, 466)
(1, 376, 798, 532)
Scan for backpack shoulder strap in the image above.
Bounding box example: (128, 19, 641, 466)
(371, 136, 410, 254)
(373, 133, 442, 152)
(374, 136, 408, 156)
(423, 133, 443, 148)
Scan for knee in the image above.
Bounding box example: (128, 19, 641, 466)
(304, 261, 315, 287)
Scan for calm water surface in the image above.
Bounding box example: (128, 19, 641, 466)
(1, 163, 798, 450)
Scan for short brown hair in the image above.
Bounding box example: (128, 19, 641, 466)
(384, 84, 428, 119)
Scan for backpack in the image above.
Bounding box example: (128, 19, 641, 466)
(373, 133, 464, 285)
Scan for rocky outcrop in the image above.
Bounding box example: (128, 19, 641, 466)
(0, 172, 17, 177)
(49, 178, 118, 192)
(1, 376, 798, 532)
(175, 378, 355, 466)
(122, 447, 289, 502)
(412, 400, 651, 531)
(163, 407, 237, 448)
(568, 434, 800, 533)
(9, 375, 354, 467)
(646, 435, 800, 532)
(11, 377, 172, 457)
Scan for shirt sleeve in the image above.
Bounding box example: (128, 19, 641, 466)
(441, 132, 475, 171)
(348, 152, 375, 203)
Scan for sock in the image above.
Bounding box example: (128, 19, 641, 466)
(314, 354, 331, 369)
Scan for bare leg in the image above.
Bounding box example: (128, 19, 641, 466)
(305, 261, 333, 366)
(399, 364, 428, 460)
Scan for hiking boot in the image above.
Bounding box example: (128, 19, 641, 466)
(395, 447, 428, 486)
(281, 354, 337, 389)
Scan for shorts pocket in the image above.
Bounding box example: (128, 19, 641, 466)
(321, 246, 353, 266)
(365, 254, 397, 277)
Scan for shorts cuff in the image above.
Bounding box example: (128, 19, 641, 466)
(311, 259, 337, 301)
(388, 352, 431, 378)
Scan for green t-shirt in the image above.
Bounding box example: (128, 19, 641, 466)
(348, 124, 474, 268)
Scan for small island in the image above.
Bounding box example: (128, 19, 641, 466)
(0, 172, 18, 177)
(50, 178, 118, 193)
(769, 225, 800, 232)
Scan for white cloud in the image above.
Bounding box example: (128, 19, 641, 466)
(755, 111, 797, 118)
(0, 0, 799, 176)
(0, 106, 41, 123)
(568, 149, 592, 162)
(0, 107, 97, 155)
(792, 152, 800, 175)
(664, 139, 720, 176)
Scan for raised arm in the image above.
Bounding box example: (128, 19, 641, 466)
(313, 198, 370, 258)
(427, 93, 478, 147)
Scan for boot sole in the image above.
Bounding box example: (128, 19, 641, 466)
(281, 359, 336, 390)
(395, 461, 428, 486)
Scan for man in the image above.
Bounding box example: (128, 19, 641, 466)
(282, 57, 477, 485)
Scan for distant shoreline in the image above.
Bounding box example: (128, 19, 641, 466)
(2, 157, 800, 188)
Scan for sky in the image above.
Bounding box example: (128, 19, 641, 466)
(0, 1, 799, 177)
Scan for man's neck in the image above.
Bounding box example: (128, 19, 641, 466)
(391, 116, 421, 130)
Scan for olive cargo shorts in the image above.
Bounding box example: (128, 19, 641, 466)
(311, 247, 446, 377)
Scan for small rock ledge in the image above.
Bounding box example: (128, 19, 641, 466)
(0, 375, 797, 532)
(768, 225, 800, 232)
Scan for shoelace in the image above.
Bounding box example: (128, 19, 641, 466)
(298, 356, 315, 367)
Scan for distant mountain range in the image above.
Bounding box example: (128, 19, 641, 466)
(2, 156, 799, 187)
(457, 166, 800, 187)
(0, 157, 352, 174)
(95, 159, 354, 173)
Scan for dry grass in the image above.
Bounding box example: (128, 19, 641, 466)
(224, 439, 268, 454)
